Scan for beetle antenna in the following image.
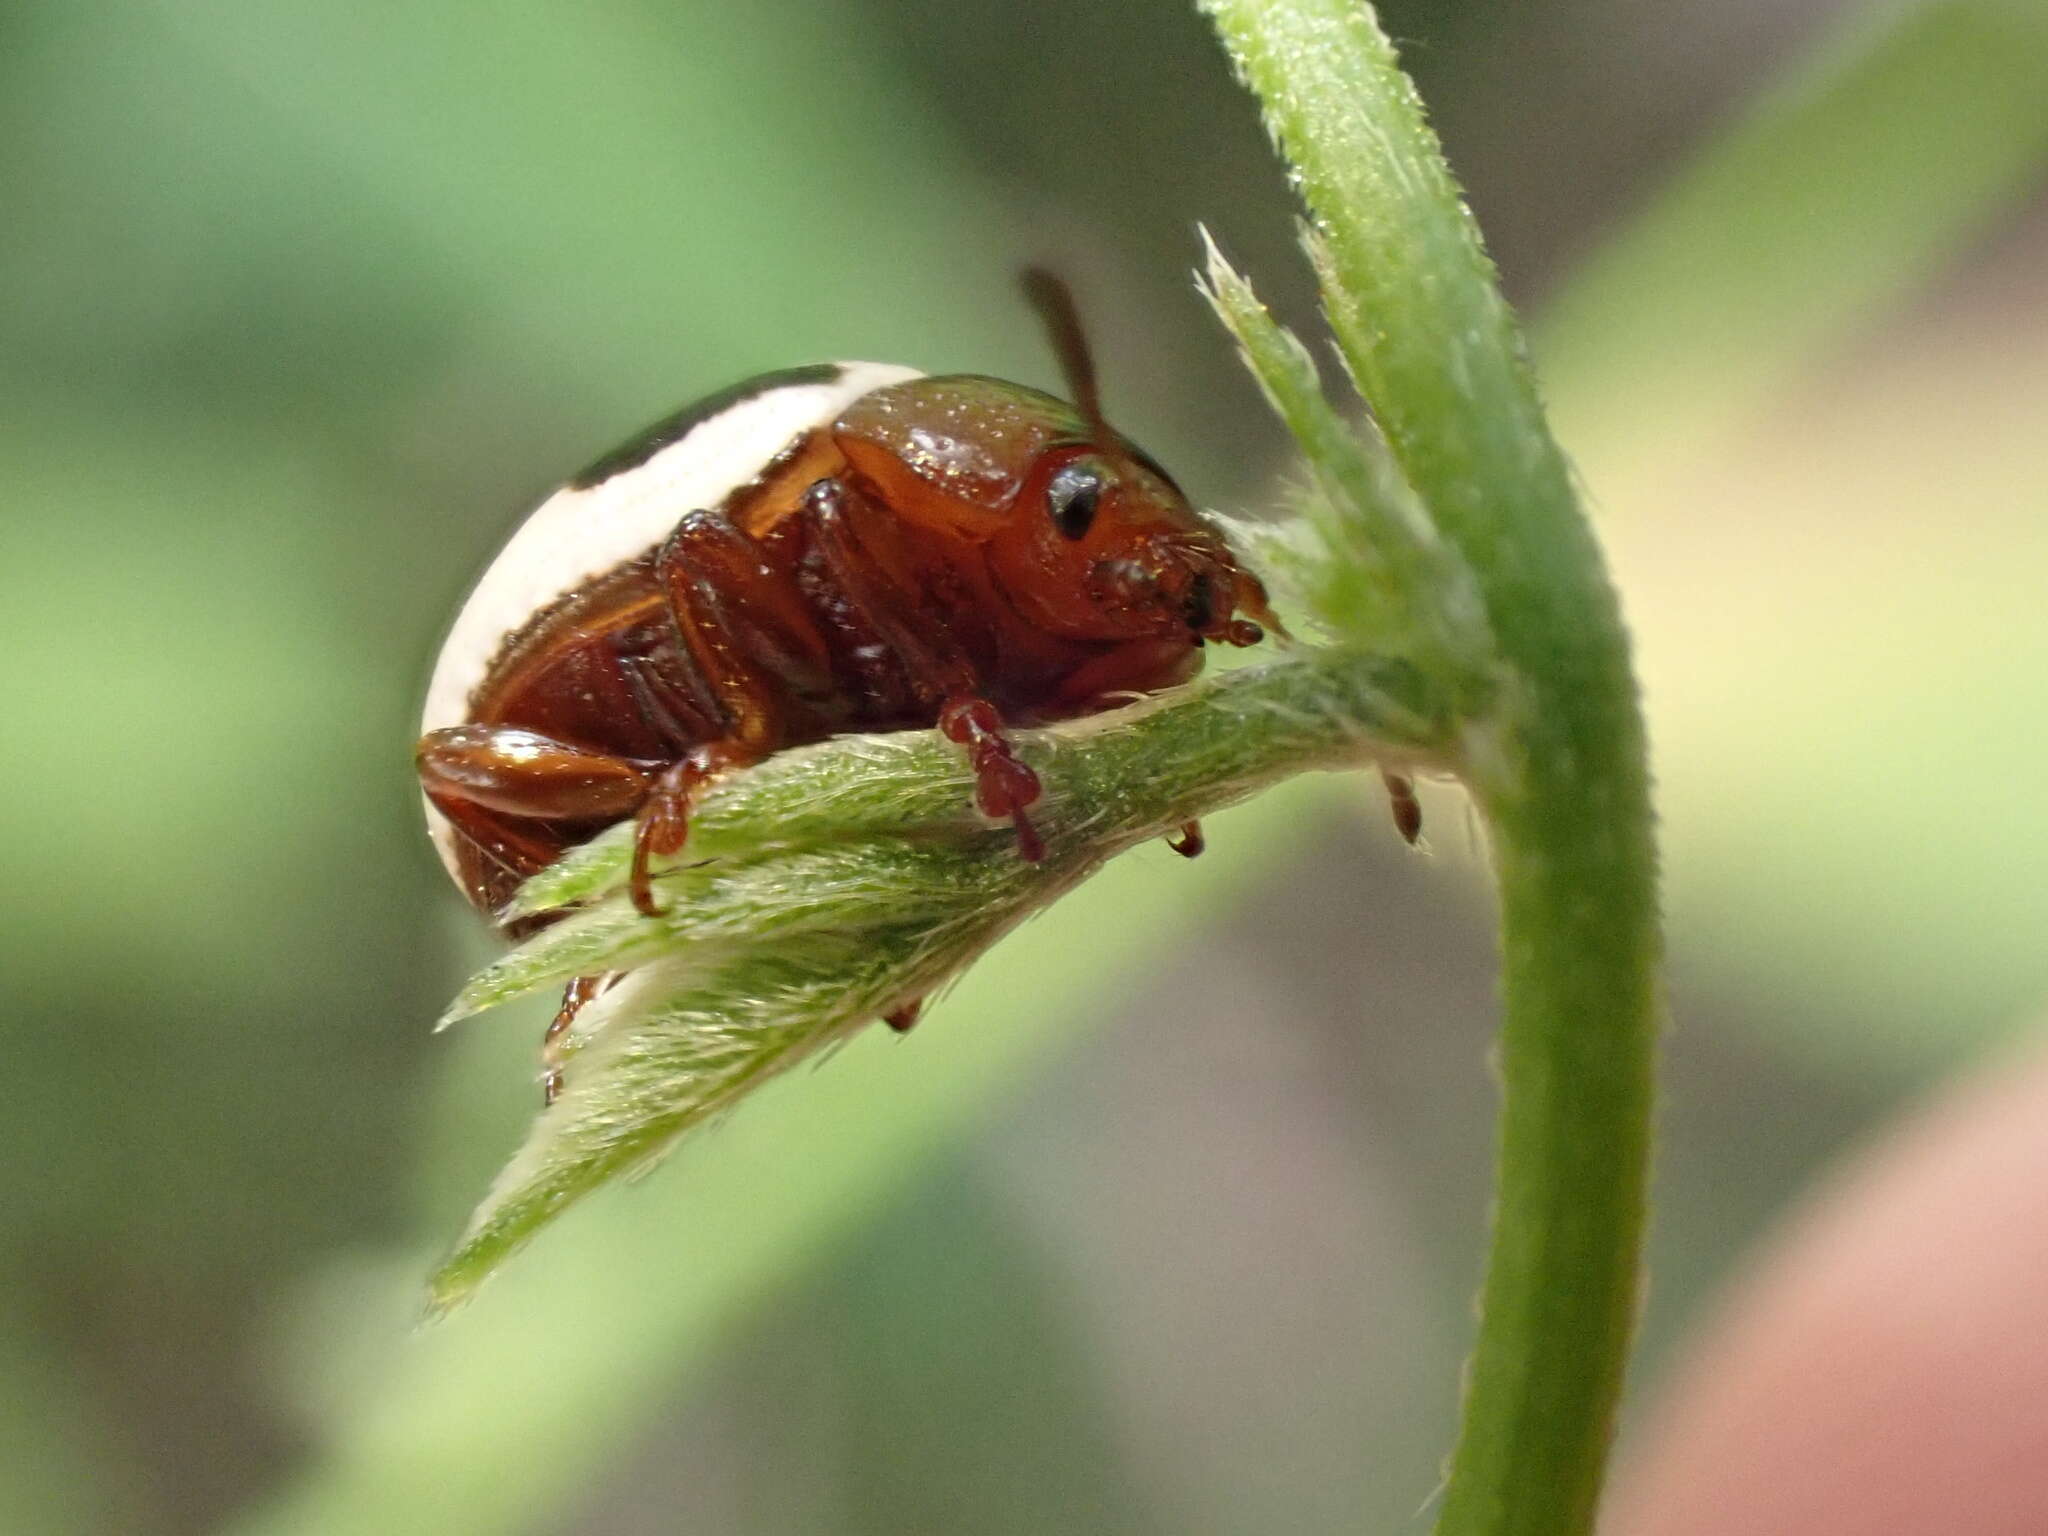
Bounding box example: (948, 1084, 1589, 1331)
(1021, 267, 1109, 443)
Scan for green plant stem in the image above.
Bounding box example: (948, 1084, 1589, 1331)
(1199, 2, 1660, 1533)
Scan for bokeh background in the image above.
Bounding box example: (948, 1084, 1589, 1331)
(5, 1, 2046, 1532)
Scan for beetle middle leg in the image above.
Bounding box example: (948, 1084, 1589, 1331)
(805, 477, 1046, 861)
(632, 509, 818, 914)
(627, 740, 760, 915)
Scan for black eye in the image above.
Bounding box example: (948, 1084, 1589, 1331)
(1046, 462, 1103, 540)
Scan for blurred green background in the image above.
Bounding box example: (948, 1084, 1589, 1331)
(5, 1, 2046, 1532)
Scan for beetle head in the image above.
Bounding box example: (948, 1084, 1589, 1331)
(830, 271, 1272, 648)
(986, 441, 1271, 645)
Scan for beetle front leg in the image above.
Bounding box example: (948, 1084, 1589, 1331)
(805, 478, 1046, 861)
(936, 696, 1045, 861)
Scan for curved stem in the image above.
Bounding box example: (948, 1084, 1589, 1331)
(1198, 2, 1662, 1531)
(1451, 729, 1659, 1534)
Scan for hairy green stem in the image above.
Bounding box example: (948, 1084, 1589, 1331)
(1199, 2, 1661, 1533)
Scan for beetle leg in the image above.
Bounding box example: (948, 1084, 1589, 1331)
(936, 695, 1045, 861)
(805, 477, 1046, 860)
(417, 725, 665, 909)
(420, 790, 572, 912)
(417, 724, 660, 820)
(1166, 820, 1205, 858)
(627, 740, 759, 916)
(883, 997, 924, 1033)
(541, 973, 618, 1105)
(657, 509, 805, 752)
(626, 511, 803, 915)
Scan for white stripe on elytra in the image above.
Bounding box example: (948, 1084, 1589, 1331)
(419, 360, 922, 883)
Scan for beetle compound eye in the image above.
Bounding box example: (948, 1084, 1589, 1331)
(1046, 462, 1103, 540)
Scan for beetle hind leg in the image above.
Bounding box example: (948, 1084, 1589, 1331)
(541, 973, 619, 1105)
(418, 724, 667, 911)
(628, 740, 762, 916)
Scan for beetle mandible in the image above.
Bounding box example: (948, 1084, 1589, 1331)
(417, 272, 1277, 1102)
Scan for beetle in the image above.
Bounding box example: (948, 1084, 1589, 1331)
(418, 272, 1281, 1102)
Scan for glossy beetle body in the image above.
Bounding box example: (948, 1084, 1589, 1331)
(418, 278, 1273, 1099)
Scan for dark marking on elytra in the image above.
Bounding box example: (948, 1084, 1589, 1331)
(570, 364, 845, 490)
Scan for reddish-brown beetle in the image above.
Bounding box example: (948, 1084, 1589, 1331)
(418, 274, 1277, 1100)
